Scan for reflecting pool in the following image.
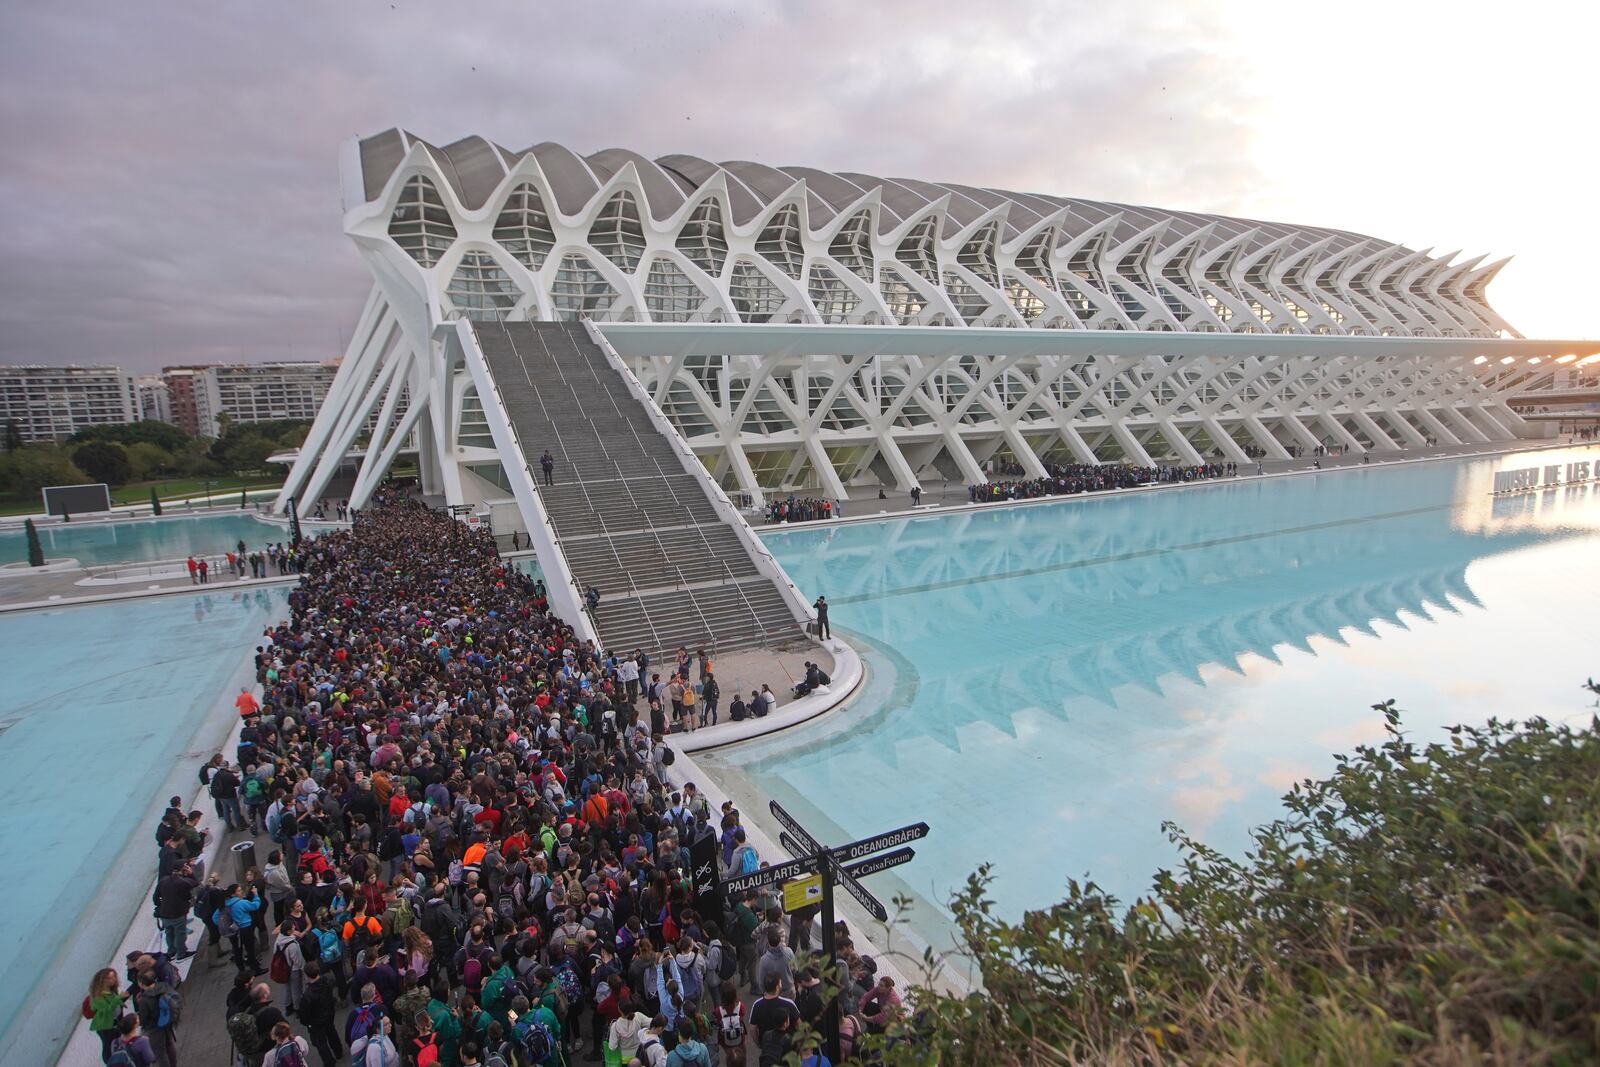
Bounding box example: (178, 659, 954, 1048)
(0, 587, 289, 1060)
(703, 448, 1600, 948)
(0, 512, 326, 567)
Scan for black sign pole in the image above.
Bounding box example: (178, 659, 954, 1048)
(287, 496, 303, 547)
(817, 848, 841, 1066)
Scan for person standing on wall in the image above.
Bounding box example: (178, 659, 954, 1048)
(541, 450, 555, 486)
(812, 596, 829, 639)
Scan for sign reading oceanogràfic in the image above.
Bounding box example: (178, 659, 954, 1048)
(830, 821, 930, 863)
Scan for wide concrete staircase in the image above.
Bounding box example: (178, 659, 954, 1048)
(476, 321, 807, 657)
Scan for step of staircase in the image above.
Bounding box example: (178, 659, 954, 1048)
(475, 321, 808, 654)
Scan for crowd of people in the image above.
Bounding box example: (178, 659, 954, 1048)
(762, 498, 839, 524)
(103, 486, 893, 1067)
(966, 461, 1239, 503)
(187, 541, 307, 585)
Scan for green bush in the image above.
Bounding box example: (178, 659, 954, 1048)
(0, 446, 86, 497)
(70, 420, 191, 452)
(70, 441, 132, 486)
(887, 701, 1600, 1066)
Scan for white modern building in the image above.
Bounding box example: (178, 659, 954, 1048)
(279, 130, 1600, 514)
(0, 364, 138, 443)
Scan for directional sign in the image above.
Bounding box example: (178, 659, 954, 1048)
(831, 821, 930, 863)
(831, 857, 889, 921)
(779, 831, 810, 859)
(769, 800, 822, 855)
(722, 856, 818, 895)
(784, 831, 895, 922)
(843, 846, 915, 880)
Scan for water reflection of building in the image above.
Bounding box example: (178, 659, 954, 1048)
(765, 471, 1585, 755)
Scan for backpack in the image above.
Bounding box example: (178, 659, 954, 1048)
(318, 929, 343, 964)
(712, 941, 737, 983)
(347, 1002, 381, 1042)
(270, 944, 291, 984)
(717, 1005, 745, 1047)
(394, 987, 432, 1038)
(462, 955, 484, 991)
(217, 903, 239, 938)
(107, 1041, 138, 1067)
(270, 1040, 310, 1067)
(517, 1018, 555, 1064)
(659, 907, 681, 946)
(299, 928, 322, 967)
(346, 916, 381, 958)
(386, 898, 414, 933)
(243, 777, 265, 802)
(412, 1034, 441, 1067)
(155, 988, 183, 1028)
(229, 1009, 267, 1056)
(661, 745, 676, 767)
(483, 1041, 514, 1067)
(554, 961, 582, 1009)
(679, 954, 703, 1003)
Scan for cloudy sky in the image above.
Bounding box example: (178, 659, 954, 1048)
(1, 0, 1594, 373)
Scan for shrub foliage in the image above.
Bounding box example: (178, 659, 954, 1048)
(885, 702, 1600, 1066)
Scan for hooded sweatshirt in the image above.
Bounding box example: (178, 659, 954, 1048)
(755, 943, 796, 999)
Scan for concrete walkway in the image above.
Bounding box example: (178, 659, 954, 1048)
(0, 565, 299, 613)
(753, 439, 1562, 530)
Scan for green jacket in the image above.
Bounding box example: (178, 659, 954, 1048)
(426, 998, 462, 1067)
(480, 963, 517, 1026)
(89, 992, 124, 1032)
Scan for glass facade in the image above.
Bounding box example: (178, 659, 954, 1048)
(388, 175, 456, 267)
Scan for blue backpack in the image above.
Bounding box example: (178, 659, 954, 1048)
(348, 1002, 381, 1042)
(517, 1018, 555, 1063)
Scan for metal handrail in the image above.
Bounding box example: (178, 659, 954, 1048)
(592, 334, 814, 620)
(585, 419, 684, 596)
(614, 567, 664, 660)
(671, 562, 718, 654)
(717, 556, 772, 648)
(644, 450, 742, 578)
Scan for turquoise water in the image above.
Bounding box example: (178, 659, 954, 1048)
(0, 512, 321, 567)
(0, 587, 289, 1059)
(705, 448, 1600, 945)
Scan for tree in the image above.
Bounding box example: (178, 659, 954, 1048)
(24, 518, 44, 567)
(71, 441, 132, 486)
(149, 485, 162, 516)
(209, 431, 274, 476)
(3, 419, 21, 452)
(70, 420, 190, 453)
(124, 441, 174, 481)
(887, 703, 1600, 1066)
(0, 447, 86, 497)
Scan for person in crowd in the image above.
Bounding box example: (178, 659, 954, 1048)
(90, 485, 872, 1067)
(86, 967, 129, 1064)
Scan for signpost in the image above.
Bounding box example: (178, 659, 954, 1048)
(722, 801, 931, 1063)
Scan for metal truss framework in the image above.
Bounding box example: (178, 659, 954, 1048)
(274, 131, 1600, 513)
